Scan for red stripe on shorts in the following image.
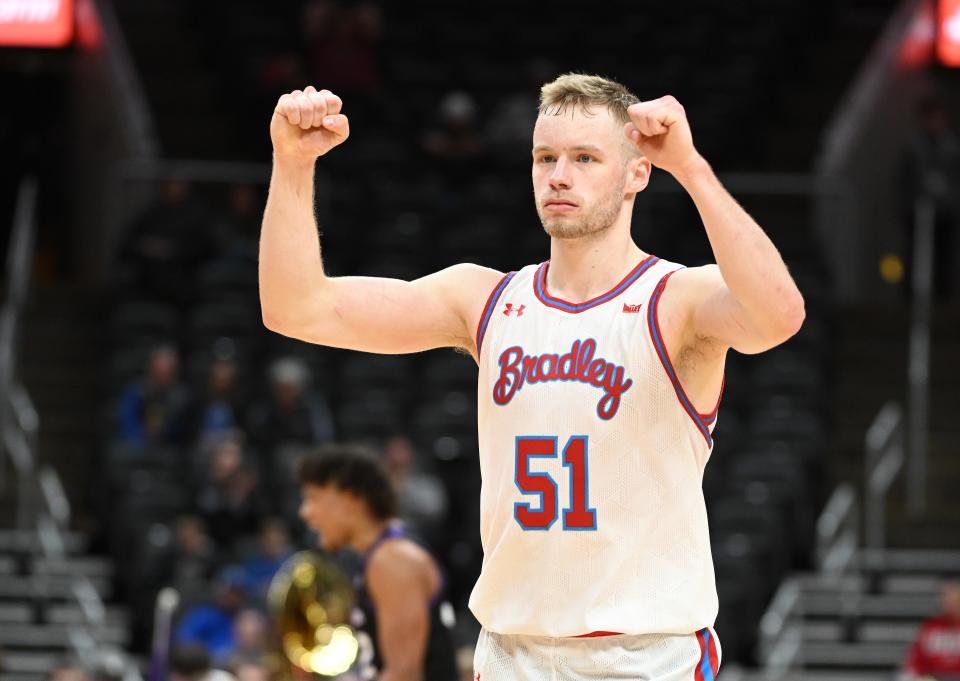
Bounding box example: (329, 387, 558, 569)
(707, 628, 720, 672)
(694, 629, 707, 681)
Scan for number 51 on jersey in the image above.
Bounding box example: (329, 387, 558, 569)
(514, 435, 597, 531)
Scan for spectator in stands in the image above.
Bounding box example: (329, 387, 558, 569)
(169, 645, 237, 681)
(196, 436, 264, 549)
(238, 518, 293, 603)
(901, 94, 960, 301)
(212, 184, 262, 265)
(225, 608, 270, 667)
(188, 355, 247, 445)
(175, 569, 248, 663)
(901, 578, 960, 680)
(383, 433, 448, 546)
(421, 91, 486, 164)
(45, 663, 95, 681)
(246, 357, 335, 458)
(118, 178, 214, 303)
(230, 662, 270, 681)
(170, 645, 210, 681)
(117, 343, 191, 447)
(485, 58, 556, 157)
(144, 515, 220, 614)
(301, 0, 383, 96)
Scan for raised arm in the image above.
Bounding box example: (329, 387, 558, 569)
(625, 96, 805, 355)
(259, 87, 503, 358)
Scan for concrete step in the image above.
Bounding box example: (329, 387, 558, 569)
(799, 641, 908, 669)
(0, 602, 32, 623)
(32, 556, 114, 580)
(0, 674, 45, 681)
(0, 622, 129, 648)
(0, 574, 112, 601)
(1, 652, 61, 675)
(800, 592, 939, 619)
(0, 530, 88, 554)
(794, 620, 919, 645)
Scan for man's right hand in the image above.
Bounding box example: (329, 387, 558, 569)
(271, 86, 349, 165)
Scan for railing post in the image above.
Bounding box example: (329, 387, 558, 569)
(907, 194, 934, 517)
(865, 401, 904, 552)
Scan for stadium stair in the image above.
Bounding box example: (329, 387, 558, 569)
(0, 529, 131, 681)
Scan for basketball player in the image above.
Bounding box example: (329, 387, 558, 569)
(297, 445, 458, 681)
(261, 74, 806, 679)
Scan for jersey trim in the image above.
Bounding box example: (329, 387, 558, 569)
(533, 255, 659, 313)
(700, 377, 724, 426)
(476, 271, 515, 354)
(573, 630, 623, 638)
(695, 627, 721, 681)
(647, 270, 722, 448)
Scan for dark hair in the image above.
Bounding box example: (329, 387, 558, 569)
(297, 444, 397, 520)
(170, 645, 210, 680)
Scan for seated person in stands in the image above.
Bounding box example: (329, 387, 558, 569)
(196, 436, 264, 549)
(45, 663, 96, 681)
(237, 517, 294, 603)
(117, 343, 191, 447)
(188, 354, 248, 445)
(174, 568, 248, 665)
(901, 578, 960, 681)
(246, 356, 335, 457)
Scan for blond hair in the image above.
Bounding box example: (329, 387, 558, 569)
(538, 73, 639, 125)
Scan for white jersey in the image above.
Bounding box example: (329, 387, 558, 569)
(469, 255, 723, 637)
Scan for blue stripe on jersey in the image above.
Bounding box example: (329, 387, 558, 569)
(648, 276, 713, 447)
(476, 271, 516, 354)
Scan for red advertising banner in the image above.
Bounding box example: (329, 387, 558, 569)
(939, 0, 960, 66)
(0, 0, 73, 48)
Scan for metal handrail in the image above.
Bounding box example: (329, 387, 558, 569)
(816, 483, 859, 575)
(865, 401, 905, 551)
(0, 177, 135, 678)
(906, 195, 934, 517)
(759, 483, 861, 674)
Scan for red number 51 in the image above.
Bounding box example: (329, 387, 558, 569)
(514, 435, 597, 531)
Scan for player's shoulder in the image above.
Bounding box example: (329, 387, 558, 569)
(366, 536, 435, 589)
(661, 263, 723, 292)
(441, 262, 505, 286)
(368, 535, 432, 572)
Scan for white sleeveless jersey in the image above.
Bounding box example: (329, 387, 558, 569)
(468, 255, 723, 637)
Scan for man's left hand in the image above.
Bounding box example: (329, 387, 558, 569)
(625, 96, 702, 179)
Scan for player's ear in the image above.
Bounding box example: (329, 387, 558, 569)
(626, 153, 651, 194)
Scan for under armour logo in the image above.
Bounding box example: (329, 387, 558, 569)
(503, 303, 525, 317)
(622, 303, 642, 314)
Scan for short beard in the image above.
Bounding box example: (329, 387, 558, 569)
(537, 176, 627, 240)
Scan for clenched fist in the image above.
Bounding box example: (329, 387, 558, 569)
(271, 86, 350, 164)
(623, 95, 701, 179)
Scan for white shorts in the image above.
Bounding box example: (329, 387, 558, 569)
(473, 626, 722, 681)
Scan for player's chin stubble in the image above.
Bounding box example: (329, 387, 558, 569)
(537, 178, 626, 240)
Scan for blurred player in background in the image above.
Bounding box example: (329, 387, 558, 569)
(261, 74, 805, 679)
(297, 445, 458, 681)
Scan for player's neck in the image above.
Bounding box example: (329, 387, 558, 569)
(351, 517, 390, 555)
(547, 228, 647, 303)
